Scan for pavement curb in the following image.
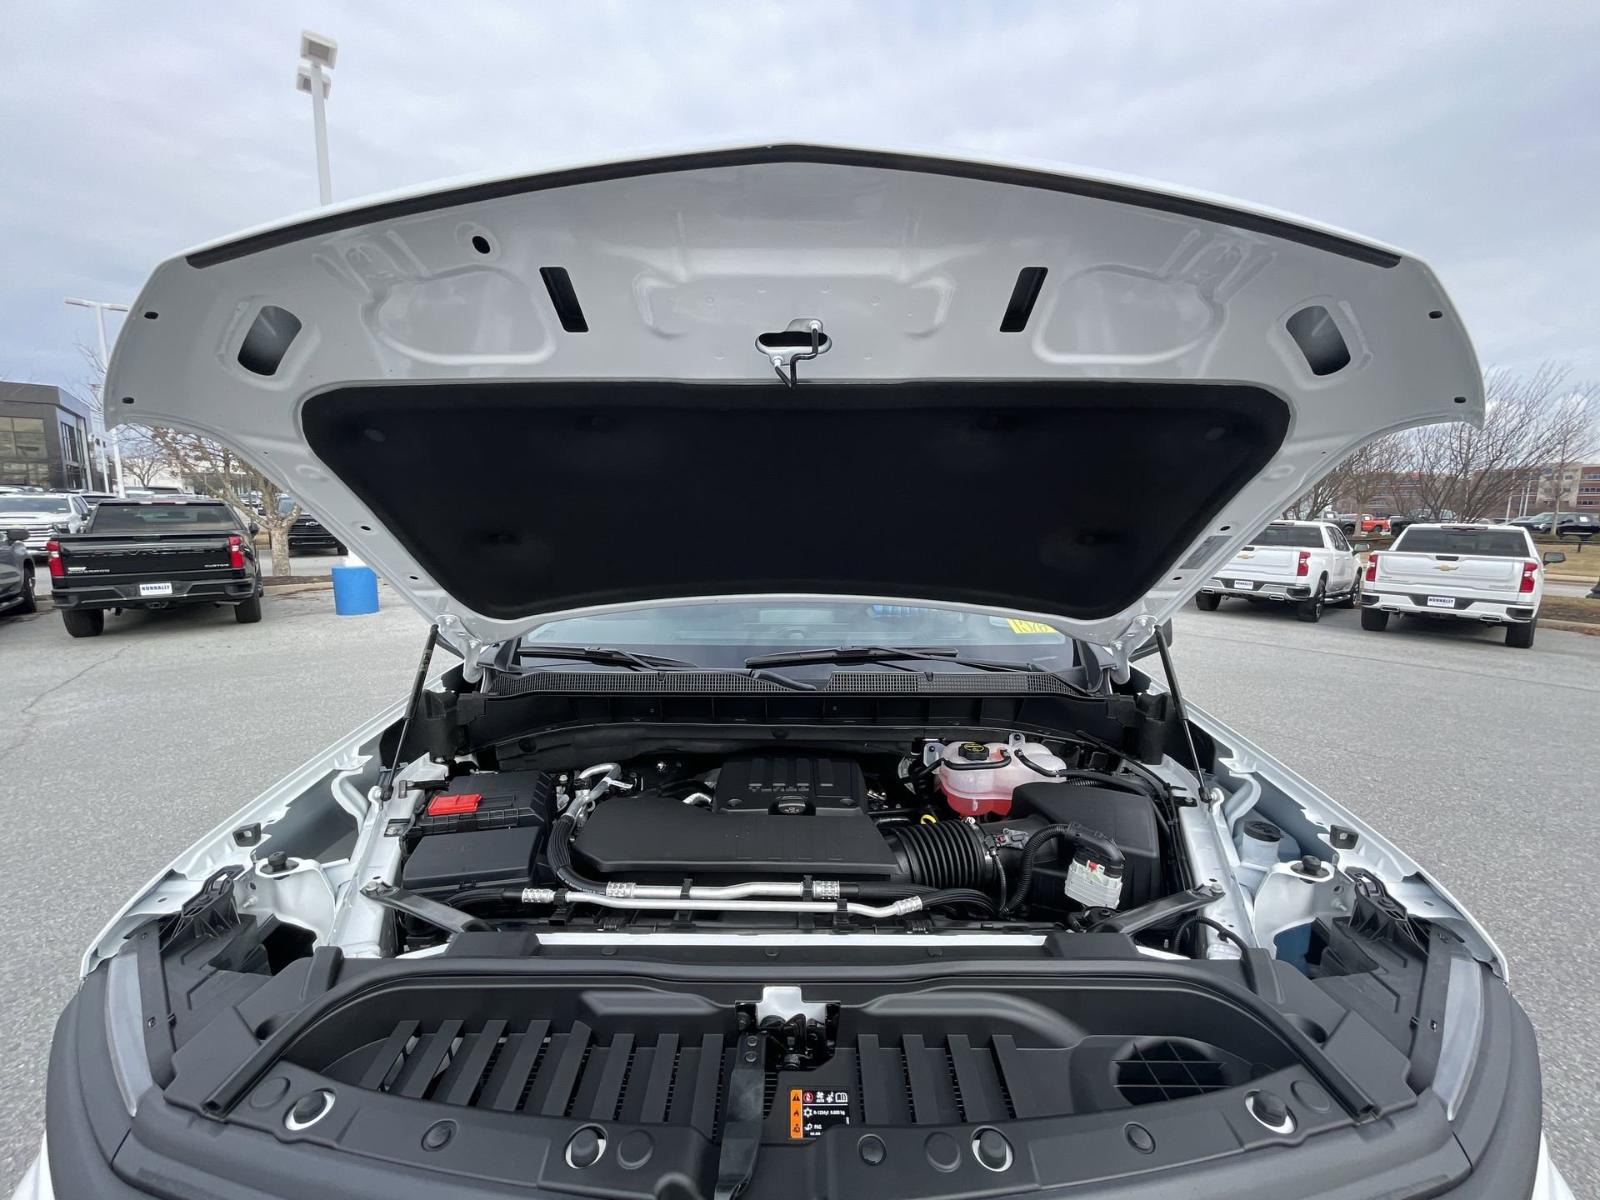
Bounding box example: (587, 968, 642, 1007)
(1544, 619, 1600, 637)
(264, 580, 334, 597)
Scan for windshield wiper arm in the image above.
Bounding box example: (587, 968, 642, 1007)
(743, 645, 1040, 673)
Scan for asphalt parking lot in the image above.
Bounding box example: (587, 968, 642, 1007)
(0, 589, 1595, 1191)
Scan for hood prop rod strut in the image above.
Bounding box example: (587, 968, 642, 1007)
(381, 624, 440, 801)
(1152, 623, 1205, 779)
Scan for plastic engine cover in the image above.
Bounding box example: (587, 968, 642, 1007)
(575, 756, 898, 879)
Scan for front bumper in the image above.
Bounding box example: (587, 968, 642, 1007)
(1533, 1138, 1578, 1199)
(12, 1109, 1577, 1200)
(50, 575, 257, 610)
(1361, 590, 1534, 624)
(10, 1138, 50, 1200)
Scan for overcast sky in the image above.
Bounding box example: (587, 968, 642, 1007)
(4, 1, 1596, 396)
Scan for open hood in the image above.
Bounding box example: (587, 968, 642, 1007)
(106, 144, 1481, 654)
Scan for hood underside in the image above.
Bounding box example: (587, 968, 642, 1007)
(105, 143, 1482, 650)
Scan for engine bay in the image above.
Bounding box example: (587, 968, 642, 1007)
(380, 732, 1193, 955)
(65, 670, 1522, 1200)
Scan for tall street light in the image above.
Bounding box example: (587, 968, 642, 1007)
(64, 297, 130, 494)
(295, 31, 376, 614)
(296, 32, 338, 205)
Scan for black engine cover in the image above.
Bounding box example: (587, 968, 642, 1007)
(574, 755, 900, 879)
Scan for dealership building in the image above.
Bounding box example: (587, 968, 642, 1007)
(0, 381, 99, 490)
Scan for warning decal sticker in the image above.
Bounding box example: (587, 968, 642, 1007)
(789, 1087, 851, 1139)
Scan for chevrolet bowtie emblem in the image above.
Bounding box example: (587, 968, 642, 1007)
(1436, 563, 1459, 571)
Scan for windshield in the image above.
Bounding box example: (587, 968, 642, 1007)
(1246, 525, 1323, 548)
(0, 495, 70, 514)
(523, 600, 1075, 671)
(89, 504, 238, 533)
(1394, 527, 1530, 557)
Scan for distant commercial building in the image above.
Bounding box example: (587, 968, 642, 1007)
(0, 381, 98, 490)
(1508, 461, 1600, 514)
(1576, 463, 1600, 511)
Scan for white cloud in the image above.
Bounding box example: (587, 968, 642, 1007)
(4, 0, 1597, 387)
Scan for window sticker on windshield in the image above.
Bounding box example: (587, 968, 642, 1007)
(789, 1088, 850, 1139)
(1005, 618, 1058, 634)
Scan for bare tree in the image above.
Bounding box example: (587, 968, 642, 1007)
(1287, 433, 1407, 522)
(144, 429, 300, 576)
(112, 424, 174, 488)
(72, 341, 114, 490)
(1343, 435, 1408, 521)
(1286, 365, 1598, 531)
(1542, 382, 1599, 545)
(1394, 364, 1597, 521)
(1286, 462, 1343, 520)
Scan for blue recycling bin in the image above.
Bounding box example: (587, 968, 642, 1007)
(330, 564, 380, 615)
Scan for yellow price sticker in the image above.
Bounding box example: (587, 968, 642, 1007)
(1005, 618, 1059, 635)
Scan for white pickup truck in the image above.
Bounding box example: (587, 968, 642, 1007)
(1360, 523, 1565, 648)
(1194, 519, 1362, 623)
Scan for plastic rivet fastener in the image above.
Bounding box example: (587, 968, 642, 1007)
(858, 1134, 886, 1166)
(284, 1089, 334, 1131)
(566, 1126, 606, 1169)
(972, 1128, 1013, 1171)
(1247, 1090, 1295, 1133)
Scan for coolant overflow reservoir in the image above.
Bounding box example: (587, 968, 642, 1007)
(934, 734, 1067, 817)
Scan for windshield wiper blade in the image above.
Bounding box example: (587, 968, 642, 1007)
(513, 643, 817, 691)
(743, 645, 1040, 673)
(513, 644, 704, 671)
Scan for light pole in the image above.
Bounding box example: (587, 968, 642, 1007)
(295, 31, 337, 206)
(295, 31, 376, 615)
(64, 297, 130, 494)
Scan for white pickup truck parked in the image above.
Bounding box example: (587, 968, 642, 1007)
(1194, 520, 1362, 623)
(1360, 523, 1565, 648)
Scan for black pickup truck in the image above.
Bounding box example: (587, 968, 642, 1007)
(47, 498, 264, 637)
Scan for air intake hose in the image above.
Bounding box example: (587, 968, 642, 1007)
(882, 820, 996, 890)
